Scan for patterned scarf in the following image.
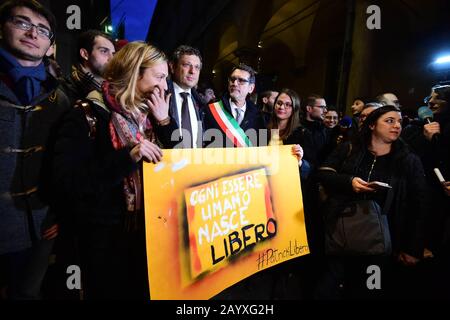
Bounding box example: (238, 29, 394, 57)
(101, 82, 154, 228)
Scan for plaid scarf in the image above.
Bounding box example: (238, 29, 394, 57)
(102, 82, 154, 229)
(71, 64, 102, 97)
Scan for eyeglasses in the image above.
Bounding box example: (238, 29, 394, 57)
(314, 105, 327, 109)
(8, 16, 53, 40)
(228, 76, 250, 85)
(275, 100, 293, 109)
(324, 116, 338, 120)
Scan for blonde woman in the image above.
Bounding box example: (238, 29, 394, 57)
(52, 42, 170, 299)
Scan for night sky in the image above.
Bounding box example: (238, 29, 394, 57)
(110, 0, 158, 41)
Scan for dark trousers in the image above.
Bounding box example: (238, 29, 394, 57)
(79, 223, 149, 300)
(314, 255, 389, 300)
(0, 238, 54, 300)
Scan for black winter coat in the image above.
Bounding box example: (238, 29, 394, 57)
(0, 72, 70, 254)
(317, 141, 429, 258)
(52, 95, 137, 227)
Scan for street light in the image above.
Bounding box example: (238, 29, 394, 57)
(427, 53, 450, 94)
(435, 55, 450, 64)
(430, 53, 450, 73)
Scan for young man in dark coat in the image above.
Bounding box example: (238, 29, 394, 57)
(0, 0, 70, 299)
(60, 29, 115, 104)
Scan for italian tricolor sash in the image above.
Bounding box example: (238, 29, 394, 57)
(208, 101, 253, 147)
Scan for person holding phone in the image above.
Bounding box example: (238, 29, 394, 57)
(316, 105, 429, 299)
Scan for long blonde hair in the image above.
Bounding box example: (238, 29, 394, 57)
(103, 41, 167, 116)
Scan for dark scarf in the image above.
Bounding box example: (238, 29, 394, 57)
(101, 82, 153, 230)
(0, 46, 46, 104)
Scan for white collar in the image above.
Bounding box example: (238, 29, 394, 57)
(229, 98, 246, 114)
(173, 82, 192, 96)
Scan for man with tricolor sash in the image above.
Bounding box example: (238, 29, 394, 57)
(203, 63, 265, 148)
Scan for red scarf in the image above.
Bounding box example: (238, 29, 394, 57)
(102, 82, 154, 228)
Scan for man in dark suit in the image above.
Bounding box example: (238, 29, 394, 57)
(153, 45, 203, 149)
(203, 63, 263, 147)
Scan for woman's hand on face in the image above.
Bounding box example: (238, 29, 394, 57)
(146, 86, 171, 122)
(130, 138, 163, 163)
(351, 177, 376, 193)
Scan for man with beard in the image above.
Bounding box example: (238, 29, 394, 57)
(258, 89, 278, 128)
(202, 63, 263, 147)
(300, 94, 332, 168)
(62, 29, 115, 103)
(52, 29, 115, 299)
(298, 94, 333, 272)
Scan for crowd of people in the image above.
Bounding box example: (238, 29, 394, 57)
(1, 0, 449, 300)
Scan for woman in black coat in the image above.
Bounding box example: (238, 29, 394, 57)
(266, 88, 310, 177)
(52, 42, 169, 299)
(316, 105, 429, 299)
(262, 88, 314, 299)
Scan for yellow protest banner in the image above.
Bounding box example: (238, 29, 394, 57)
(143, 146, 309, 300)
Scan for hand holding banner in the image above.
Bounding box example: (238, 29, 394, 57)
(143, 146, 309, 299)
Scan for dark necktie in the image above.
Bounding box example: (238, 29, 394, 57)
(180, 92, 192, 147)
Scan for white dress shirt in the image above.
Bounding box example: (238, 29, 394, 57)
(173, 82, 199, 148)
(229, 99, 246, 126)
